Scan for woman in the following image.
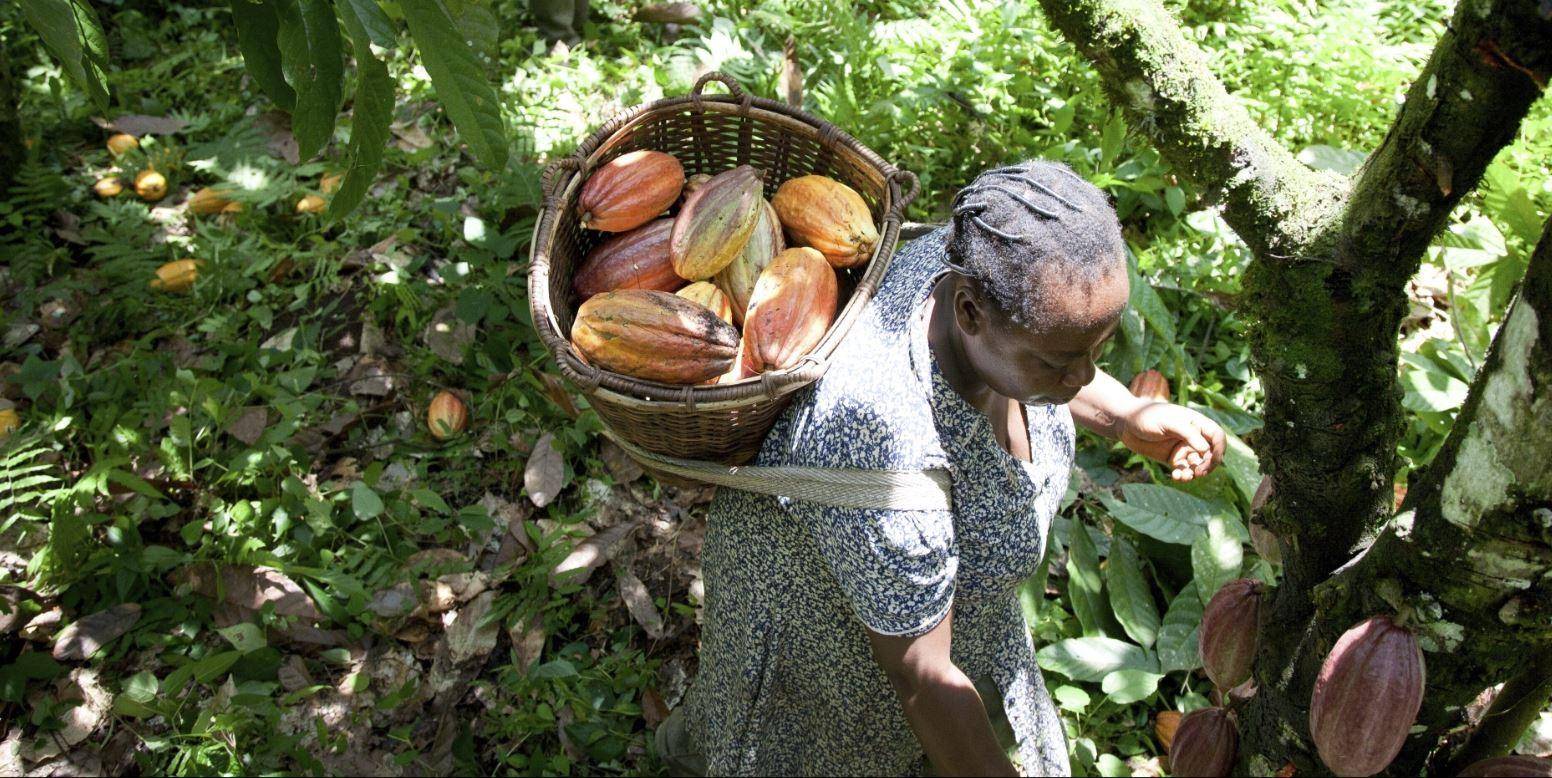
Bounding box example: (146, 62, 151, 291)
(664, 160, 1226, 776)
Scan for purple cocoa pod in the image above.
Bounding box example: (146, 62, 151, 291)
(1309, 615, 1426, 777)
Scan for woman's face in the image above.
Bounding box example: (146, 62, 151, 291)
(954, 262, 1130, 405)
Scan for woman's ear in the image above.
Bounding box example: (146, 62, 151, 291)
(954, 280, 984, 337)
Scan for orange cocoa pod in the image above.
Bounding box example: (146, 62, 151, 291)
(670, 165, 763, 280)
(570, 290, 739, 385)
(676, 282, 734, 326)
(573, 218, 683, 299)
(188, 186, 241, 215)
(427, 391, 468, 439)
(150, 259, 203, 293)
(713, 197, 783, 325)
(1130, 369, 1170, 402)
(770, 174, 878, 268)
(106, 133, 139, 156)
(1154, 711, 1182, 751)
(740, 247, 838, 375)
(579, 150, 685, 232)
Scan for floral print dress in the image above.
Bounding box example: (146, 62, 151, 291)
(685, 227, 1075, 776)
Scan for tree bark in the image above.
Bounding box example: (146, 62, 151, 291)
(1442, 652, 1552, 774)
(0, 32, 24, 192)
(1032, 0, 1552, 773)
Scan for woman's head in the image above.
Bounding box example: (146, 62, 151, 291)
(941, 160, 1129, 405)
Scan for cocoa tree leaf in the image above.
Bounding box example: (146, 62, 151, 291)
(1037, 636, 1156, 683)
(19, 0, 111, 110)
(1156, 581, 1204, 674)
(1065, 515, 1105, 637)
(328, 1, 395, 221)
(274, 0, 343, 160)
(1106, 537, 1160, 649)
(341, 0, 396, 48)
(229, 0, 295, 109)
(1192, 516, 1245, 607)
(524, 432, 565, 508)
(51, 603, 141, 661)
(1101, 668, 1163, 705)
(614, 562, 665, 640)
(398, 0, 508, 168)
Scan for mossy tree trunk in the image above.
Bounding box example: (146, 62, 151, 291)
(1032, 0, 1552, 772)
(0, 32, 24, 192)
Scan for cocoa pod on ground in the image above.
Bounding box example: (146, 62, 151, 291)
(670, 165, 763, 280)
(427, 391, 468, 439)
(740, 247, 838, 375)
(573, 218, 682, 299)
(570, 289, 739, 385)
(1129, 368, 1170, 402)
(771, 174, 879, 268)
(1200, 578, 1263, 690)
(1458, 755, 1552, 777)
(580, 150, 685, 232)
(1309, 615, 1426, 777)
(1169, 707, 1238, 778)
(714, 197, 783, 325)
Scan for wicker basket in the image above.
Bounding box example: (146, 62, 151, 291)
(528, 72, 920, 466)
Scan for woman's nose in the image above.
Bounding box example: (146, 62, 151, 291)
(1061, 359, 1096, 389)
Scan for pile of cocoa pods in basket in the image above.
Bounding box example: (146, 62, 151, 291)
(567, 150, 878, 386)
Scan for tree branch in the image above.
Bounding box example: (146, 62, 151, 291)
(1442, 652, 1552, 774)
(1032, 0, 1345, 258)
(1342, 0, 1552, 282)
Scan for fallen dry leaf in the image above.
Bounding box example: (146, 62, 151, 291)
(255, 110, 300, 164)
(444, 590, 499, 666)
(551, 523, 638, 584)
(94, 114, 189, 136)
(24, 669, 113, 761)
(20, 607, 63, 642)
(600, 439, 644, 484)
(614, 562, 665, 640)
(422, 305, 476, 365)
(52, 603, 141, 661)
(508, 613, 546, 675)
(0, 586, 39, 634)
(278, 655, 314, 692)
(642, 687, 670, 728)
(524, 432, 566, 508)
(226, 406, 271, 446)
(179, 563, 322, 621)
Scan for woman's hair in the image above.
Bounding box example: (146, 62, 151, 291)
(943, 159, 1126, 329)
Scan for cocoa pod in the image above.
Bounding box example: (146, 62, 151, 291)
(570, 290, 739, 384)
(714, 197, 783, 325)
(683, 173, 712, 196)
(1459, 756, 1552, 777)
(573, 218, 682, 299)
(188, 186, 241, 215)
(770, 174, 878, 268)
(580, 150, 685, 232)
(92, 177, 123, 198)
(1129, 368, 1170, 402)
(427, 391, 468, 439)
(150, 259, 203, 293)
(106, 133, 139, 156)
(134, 169, 167, 201)
(1309, 615, 1426, 777)
(1200, 578, 1263, 689)
(1169, 707, 1238, 778)
(296, 194, 327, 214)
(740, 247, 838, 375)
(0, 409, 19, 439)
(1155, 710, 1181, 751)
(676, 282, 734, 326)
(670, 165, 763, 280)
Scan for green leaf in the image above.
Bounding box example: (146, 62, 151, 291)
(1052, 684, 1090, 712)
(1106, 537, 1160, 648)
(216, 623, 267, 653)
(399, 0, 509, 168)
(19, 0, 111, 109)
(341, 0, 397, 48)
(411, 487, 450, 514)
(1065, 516, 1106, 637)
(1038, 637, 1156, 682)
(1296, 144, 1367, 175)
(1165, 186, 1186, 216)
(1101, 483, 1224, 545)
(1192, 516, 1244, 607)
(275, 0, 344, 160)
(1127, 248, 1177, 344)
(351, 482, 384, 519)
(1220, 432, 1261, 504)
(123, 670, 160, 703)
(1156, 581, 1204, 674)
(329, 0, 396, 220)
(1398, 355, 1470, 413)
(230, 0, 296, 109)
(1101, 668, 1163, 705)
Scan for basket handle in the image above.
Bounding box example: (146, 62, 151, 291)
(691, 72, 746, 105)
(888, 169, 921, 216)
(542, 156, 583, 205)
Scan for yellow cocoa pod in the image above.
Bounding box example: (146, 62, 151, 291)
(134, 169, 168, 202)
(150, 259, 203, 293)
(570, 290, 739, 385)
(669, 165, 763, 280)
(427, 391, 469, 439)
(296, 194, 327, 214)
(321, 172, 344, 195)
(93, 177, 123, 198)
(188, 186, 241, 215)
(771, 174, 879, 268)
(106, 133, 139, 156)
(0, 408, 18, 439)
(713, 197, 783, 325)
(676, 282, 734, 326)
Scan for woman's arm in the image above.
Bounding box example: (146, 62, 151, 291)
(1068, 369, 1148, 440)
(1070, 368, 1228, 481)
(867, 609, 1017, 777)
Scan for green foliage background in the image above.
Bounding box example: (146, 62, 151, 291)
(0, 0, 1548, 774)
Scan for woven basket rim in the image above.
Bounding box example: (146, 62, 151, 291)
(528, 72, 920, 412)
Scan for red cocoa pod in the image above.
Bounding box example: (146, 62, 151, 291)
(1200, 578, 1263, 690)
(1459, 756, 1552, 777)
(714, 197, 783, 325)
(570, 290, 739, 385)
(1309, 615, 1426, 777)
(1169, 707, 1239, 778)
(579, 150, 685, 232)
(1129, 368, 1170, 402)
(771, 174, 879, 268)
(573, 218, 683, 299)
(670, 165, 763, 280)
(740, 247, 838, 375)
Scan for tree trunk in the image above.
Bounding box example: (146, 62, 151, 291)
(0, 32, 24, 192)
(1031, 0, 1552, 772)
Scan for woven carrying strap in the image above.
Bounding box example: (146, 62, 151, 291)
(608, 435, 954, 512)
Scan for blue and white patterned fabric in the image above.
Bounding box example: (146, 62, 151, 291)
(685, 227, 1075, 776)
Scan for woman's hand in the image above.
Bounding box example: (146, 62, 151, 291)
(1120, 402, 1227, 481)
